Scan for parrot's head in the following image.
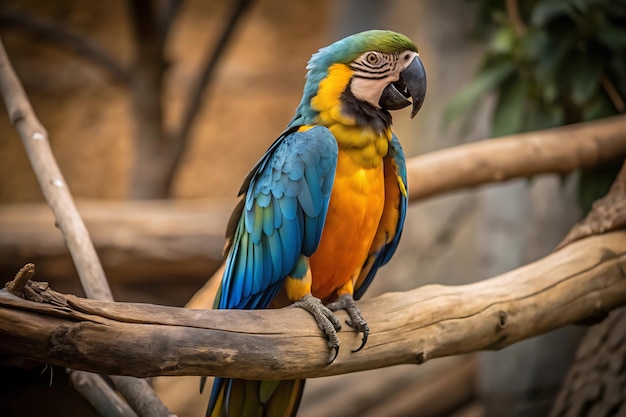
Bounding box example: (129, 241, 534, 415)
(293, 30, 427, 129)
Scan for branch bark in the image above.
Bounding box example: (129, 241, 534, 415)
(0, 37, 172, 417)
(2, 116, 626, 277)
(557, 159, 626, 249)
(68, 370, 138, 417)
(0, 38, 113, 302)
(0, 199, 230, 282)
(1, 231, 624, 379)
(407, 115, 626, 201)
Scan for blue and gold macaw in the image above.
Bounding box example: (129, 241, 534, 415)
(206, 30, 426, 417)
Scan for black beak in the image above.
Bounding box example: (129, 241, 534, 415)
(379, 55, 427, 119)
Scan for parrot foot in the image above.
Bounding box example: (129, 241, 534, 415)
(326, 294, 369, 353)
(291, 294, 343, 363)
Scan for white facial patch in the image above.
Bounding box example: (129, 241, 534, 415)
(349, 51, 419, 108)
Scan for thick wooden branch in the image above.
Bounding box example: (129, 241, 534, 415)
(407, 115, 626, 201)
(0, 199, 230, 282)
(3, 116, 626, 277)
(557, 159, 626, 249)
(1, 232, 624, 379)
(0, 37, 172, 417)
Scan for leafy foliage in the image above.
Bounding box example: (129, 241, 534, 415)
(446, 0, 626, 212)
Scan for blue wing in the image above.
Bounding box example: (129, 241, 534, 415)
(215, 125, 338, 310)
(354, 135, 408, 300)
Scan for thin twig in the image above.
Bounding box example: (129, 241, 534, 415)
(68, 371, 138, 417)
(601, 75, 626, 113)
(0, 37, 173, 417)
(109, 376, 176, 417)
(5, 263, 35, 295)
(126, 0, 170, 199)
(0, 8, 130, 83)
(165, 0, 254, 194)
(505, 0, 526, 36)
(157, 0, 183, 50)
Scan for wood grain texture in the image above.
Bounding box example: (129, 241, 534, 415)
(548, 306, 626, 417)
(2, 116, 626, 279)
(407, 115, 626, 201)
(1, 231, 625, 380)
(0, 38, 172, 417)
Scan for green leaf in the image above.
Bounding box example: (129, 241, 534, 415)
(491, 77, 529, 136)
(531, 1, 575, 26)
(597, 22, 626, 49)
(524, 102, 564, 131)
(490, 27, 516, 54)
(522, 30, 550, 61)
(582, 94, 615, 121)
(534, 35, 574, 85)
(569, 57, 602, 105)
(443, 61, 516, 129)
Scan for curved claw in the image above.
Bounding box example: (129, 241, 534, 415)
(292, 294, 342, 362)
(328, 344, 340, 364)
(328, 294, 370, 352)
(351, 322, 369, 353)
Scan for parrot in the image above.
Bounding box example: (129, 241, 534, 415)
(205, 29, 426, 417)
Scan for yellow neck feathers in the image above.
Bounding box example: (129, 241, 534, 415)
(309, 63, 391, 168)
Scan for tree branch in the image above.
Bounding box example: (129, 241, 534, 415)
(68, 370, 138, 417)
(0, 37, 172, 417)
(1, 231, 624, 379)
(5, 263, 35, 296)
(0, 8, 130, 83)
(557, 159, 626, 250)
(0, 37, 113, 301)
(2, 115, 626, 277)
(407, 115, 626, 201)
(166, 0, 254, 194)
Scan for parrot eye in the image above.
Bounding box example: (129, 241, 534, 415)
(365, 52, 380, 65)
(403, 53, 412, 61)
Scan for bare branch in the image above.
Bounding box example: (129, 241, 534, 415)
(0, 8, 130, 83)
(156, 0, 183, 50)
(408, 115, 626, 201)
(166, 0, 254, 194)
(1, 231, 624, 379)
(557, 159, 626, 250)
(0, 37, 172, 417)
(601, 75, 626, 113)
(126, 0, 169, 199)
(0, 37, 113, 301)
(68, 371, 138, 417)
(505, 0, 526, 36)
(5, 263, 35, 296)
(3, 116, 626, 276)
(108, 376, 176, 417)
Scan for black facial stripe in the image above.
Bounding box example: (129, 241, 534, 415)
(349, 65, 389, 75)
(359, 60, 388, 69)
(351, 60, 390, 69)
(351, 73, 392, 81)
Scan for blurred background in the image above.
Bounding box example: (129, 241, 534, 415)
(1, 0, 625, 416)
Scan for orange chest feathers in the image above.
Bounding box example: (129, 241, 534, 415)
(309, 150, 385, 301)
